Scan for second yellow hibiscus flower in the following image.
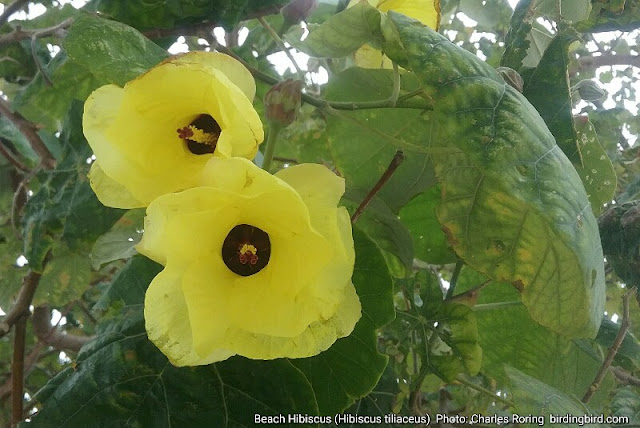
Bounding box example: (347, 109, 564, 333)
(83, 51, 264, 208)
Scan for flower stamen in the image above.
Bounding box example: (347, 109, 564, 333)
(177, 114, 221, 155)
(222, 224, 270, 276)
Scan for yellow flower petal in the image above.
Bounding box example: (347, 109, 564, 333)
(376, 0, 440, 30)
(88, 161, 144, 209)
(83, 53, 264, 208)
(138, 159, 360, 364)
(170, 51, 257, 101)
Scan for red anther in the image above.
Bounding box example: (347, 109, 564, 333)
(249, 254, 258, 265)
(177, 127, 194, 139)
(239, 253, 248, 264)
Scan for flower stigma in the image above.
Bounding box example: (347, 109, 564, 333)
(177, 114, 221, 155)
(222, 224, 271, 276)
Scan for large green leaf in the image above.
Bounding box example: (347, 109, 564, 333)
(290, 229, 395, 414)
(30, 256, 319, 427)
(63, 13, 168, 87)
(382, 12, 605, 338)
(83, 0, 291, 31)
(34, 243, 92, 307)
(506, 367, 600, 428)
(522, 30, 616, 215)
(457, 268, 614, 410)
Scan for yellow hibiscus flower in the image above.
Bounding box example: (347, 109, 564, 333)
(83, 52, 264, 209)
(137, 157, 360, 365)
(349, 0, 441, 68)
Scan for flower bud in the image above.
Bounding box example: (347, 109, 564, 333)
(281, 0, 317, 25)
(264, 79, 302, 127)
(572, 79, 606, 101)
(496, 66, 524, 93)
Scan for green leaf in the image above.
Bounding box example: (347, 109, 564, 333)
(576, 0, 640, 32)
(610, 386, 640, 424)
(63, 13, 168, 86)
(91, 209, 144, 270)
(30, 310, 319, 426)
(287, 2, 381, 58)
(93, 255, 161, 311)
(343, 190, 413, 277)
(383, 13, 605, 338)
(536, 0, 592, 23)
(0, 116, 38, 165)
(458, 267, 614, 411)
(399, 185, 457, 264)
(572, 116, 617, 214)
(506, 366, 600, 428)
(13, 53, 101, 131)
(522, 32, 616, 216)
(22, 103, 122, 271)
(31, 257, 319, 426)
(501, 0, 533, 70)
(324, 68, 437, 212)
(33, 243, 92, 307)
(84, 0, 291, 31)
(291, 228, 395, 414)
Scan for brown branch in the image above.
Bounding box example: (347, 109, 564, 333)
(0, 139, 28, 172)
(577, 54, 640, 70)
(11, 315, 27, 426)
(0, 97, 55, 169)
(0, 16, 73, 47)
(0, 0, 28, 28)
(611, 366, 640, 387)
(0, 343, 43, 403)
(351, 150, 405, 224)
(32, 305, 93, 353)
(0, 253, 50, 339)
(582, 286, 637, 403)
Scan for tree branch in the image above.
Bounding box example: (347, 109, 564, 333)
(11, 315, 27, 426)
(611, 366, 640, 387)
(0, 253, 50, 339)
(574, 54, 640, 73)
(32, 305, 93, 353)
(0, 139, 28, 172)
(0, 0, 28, 28)
(582, 286, 637, 403)
(0, 97, 55, 169)
(0, 16, 73, 46)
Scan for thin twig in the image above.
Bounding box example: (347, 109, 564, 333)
(0, 253, 50, 339)
(0, 17, 73, 46)
(0, 0, 29, 28)
(445, 259, 464, 299)
(31, 34, 52, 86)
(582, 286, 637, 403)
(0, 97, 55, 169)
(258, 16, 305, 81)
(273, 156, 299, 165)
(0, 342, 43, 402)
(0, 139, 28, 172)
(11, 166, 39, 240)
(456, 374, 514, 407)
(611, 366, 640, 387)
(11, 315, 27, 426)
(33, 305, 94, 352)
(351, 150, 405, 223)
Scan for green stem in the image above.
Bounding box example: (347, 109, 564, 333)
(258, 16, 305, 81)
(456, 375, 514, 407)
(445, 259, 463, 299)
(261, 125, 283, 173)
(473, 301, 523, 311)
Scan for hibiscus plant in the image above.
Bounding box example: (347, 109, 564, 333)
(0, 0, 639, 426)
